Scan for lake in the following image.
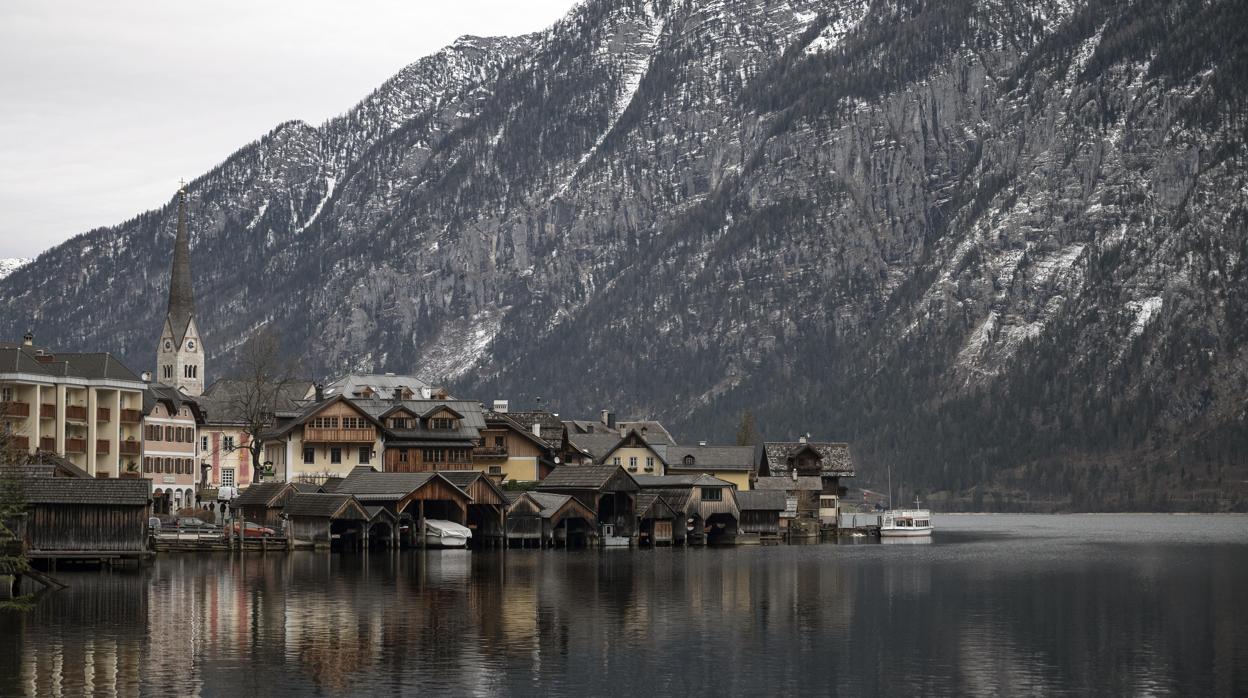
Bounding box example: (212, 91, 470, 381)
(1, 514, 1246, 696)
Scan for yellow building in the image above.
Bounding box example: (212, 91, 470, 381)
(476, 411, 556, 482)
(664, 444, 757, 490)
(1, 334, 145, 478)
(600, 428, 668, 477)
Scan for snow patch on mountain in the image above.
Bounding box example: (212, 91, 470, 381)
(0, 258, 30, 280)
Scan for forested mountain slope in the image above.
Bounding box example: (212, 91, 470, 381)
(3, 0, 1246, 509)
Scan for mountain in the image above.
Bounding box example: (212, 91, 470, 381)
(3, 0, 1246, 510)
(0, 259, 30, 280)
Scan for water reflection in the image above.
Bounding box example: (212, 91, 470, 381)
(1, 515, 1246, 696)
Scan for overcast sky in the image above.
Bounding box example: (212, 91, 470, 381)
(0, 1, 577, 259)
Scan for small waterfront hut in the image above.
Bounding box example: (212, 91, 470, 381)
(335, 466, 473, 547)
(754, 476, 822, 532)
(634, 491, 677, 546)
(536, 464, 638, 541)
(363, 505, 398, 549)
(759, 441, 855, 523)
(230, 481, 323, 529)
(439, 470, 508, 546)
(283, 493, 370, 550)
(634, 474, 740, 544)
(736, 490, 785, 542)
(21, 477, 151, 559)
(505, 492, 596, 548)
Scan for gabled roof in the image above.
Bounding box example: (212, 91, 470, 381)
(667, 445, 756, 472)
(0, 343, 143, 384)
(599, 428, 669, 467)
(635, 491, 677, 520)
(508, 491, 597, 525)
(198, 379, 313, 426)
(633, 474, 734, 488)
(762, 441, 854, 477)
(564, 433, 623, 460)
(420, 404, 464, 419)
(232, 481, 320, 508)
(22, 477, 150, 506)
(537, 465, 638, 492)
(1, 451, 93, 479)
(497, 410, 565, 447)
(320, 373, 432, 401)
(483, 411, 558, 454)
(736, 490, 786, 511)
(283, 492, 369, 520)
(439, 470, 509, 505)
(335, 466, 472, 503)
(143, 383, 204, 422)
(266, 394, 386, 438)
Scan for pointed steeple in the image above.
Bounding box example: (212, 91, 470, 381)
(166, 180, 196, 341)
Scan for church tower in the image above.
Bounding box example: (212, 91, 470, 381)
(155, 181, 205, 395)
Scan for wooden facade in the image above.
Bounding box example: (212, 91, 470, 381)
(505, 492, 596, 548)
(22, 478, 151, 557)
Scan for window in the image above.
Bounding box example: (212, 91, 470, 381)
(422, 448, 445, 463)
(165, 426, 174, 441)
(701, 487, 722, 501)
(162, 365, 173, 379)
(646, 457, 655, 471)
(143, 457, 151, 473)
(494, 435, 504, 448)
(342, 416, 366, 430)
(201, 436, 208, 452)
(398, 449, 408, 463)
(431, 417, 455, 430)
(683, 455, 695, 465)
(358, 447, 371, 465)
(164, 458, 173, 474)
(223, 436, 235, 451)
(612, 457, 621, 466)
(330, 448, 342, 464)
(175, 427, 183, 442)
(303, 447, 315, 464)
(221, 468, 235, 487)
(311, 416, 339, 429)
(628, 456, 638, 471)
(390, 417, 411, 429)
(0, 387, 12, 402)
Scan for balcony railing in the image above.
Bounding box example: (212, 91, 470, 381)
(302, 427, 376, 443)
(64, 437, 86, 453)
(473, 445, 509, 459)
(65, 405, 88, 422)
(96, 439, 110, 455)
(119, 440, 141, 456)
(96, 406, 111, 422)
(119, 408, 143, 423)
(9, 435, 29, 450)
(0, 401, 30, 418)
(40, 404, 56, 419)
(39, 436, 55, 451)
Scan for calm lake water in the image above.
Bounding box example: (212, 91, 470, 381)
(2, 514, 1246, 696)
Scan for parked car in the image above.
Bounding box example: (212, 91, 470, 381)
(175, 516, 219, 533)
(148, 516, 164, 532)
(226, 522, 276, 538)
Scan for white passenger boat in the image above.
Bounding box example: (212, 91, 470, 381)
(424, 519, 472, 548)
(879, 509, 933, 537)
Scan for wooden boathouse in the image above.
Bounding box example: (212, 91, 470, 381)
(635, 491, 678, 546)
(536, 464, 638, 543)
(283, 493, 371, 550)
(439, 470, 508, 547)
(735, 490, 785, 543)
(230, 481, 323, 529)
(505, 491, 597, 548)
(21, 477, 152, 564)
(634, 474, 740, 545)
(335, 466, 473, 548)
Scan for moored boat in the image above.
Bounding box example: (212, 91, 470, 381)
(424, 519, 472, 548)
(879, 509, 933, 537)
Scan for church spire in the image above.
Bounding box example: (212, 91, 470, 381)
(166, 179, 196, 340)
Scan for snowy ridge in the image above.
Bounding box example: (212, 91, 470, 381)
(0, 258, 30, 280)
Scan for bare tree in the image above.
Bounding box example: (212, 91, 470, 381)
(225, 330, 303, 483)
(0, 401, 32, 607)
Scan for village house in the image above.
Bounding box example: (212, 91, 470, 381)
(198, 379, 313, 491)
(354, 397, 486, 474)
(596, 428, 669, 476)
(140, 383, 204, 514)
(666, 444, 757, 490)
(758, 438, 855, 524)
(754, 475, 824, 534)
(474, 410, 557, 482)
(0, 335, 146, 479)
(261, 393, 385, 484)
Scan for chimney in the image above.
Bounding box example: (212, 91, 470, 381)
(141, 371, 152, 382)
(791, 468, 798, 481)
(600, 409, 609, 425)
(798, 434, 807, 444)
(532, 422, 541, 438)
(493, 399, 509, 414)
(315, 383, 325, 401)
(699, 440, 707, 446)
(420, 387, 432, 399)
(22, 331, 33, 346)
(607, 412, 616, 429)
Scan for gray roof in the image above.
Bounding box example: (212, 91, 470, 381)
(634, 491, 676, 519)
(497, 410, 564, 446)
(335, 466, 436, 500)
(667, 445, 756, 472)
(754, 476, 823, 491)
(633, 474, 734, 488)
(538, 464, 635, 491)
(164, 186, 197, 342)
(283, 492, 366, 520)
(1, 451, 92, 479)
(736, 490, 786, 511)
(525, 492, 578, 518)
(0, 343, 142, 383)
(564, 433, 623, 459)
(23, 477, 150, 506)
(763, 441, 854, 477)
(321, 373, 432, 400)
(231, 481, 319, 508)
(198, 379, 314, 425)
(564, 418, 676, 446)
(143, 383, 203, 420)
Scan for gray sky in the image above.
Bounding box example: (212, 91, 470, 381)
(0, 0, 577, 259)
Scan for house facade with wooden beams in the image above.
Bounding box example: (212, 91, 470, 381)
(263, 395, 385, 484)
(634, 474, 741, 545)
(758, 438, 855, 524)
(476, 410, 557, 483)
(536, 464, 639, 543)
(0, 335, 146, 478)
(351, 398, 486, 474)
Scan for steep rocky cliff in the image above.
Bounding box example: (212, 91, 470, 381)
(3, 0, 1246, 509)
